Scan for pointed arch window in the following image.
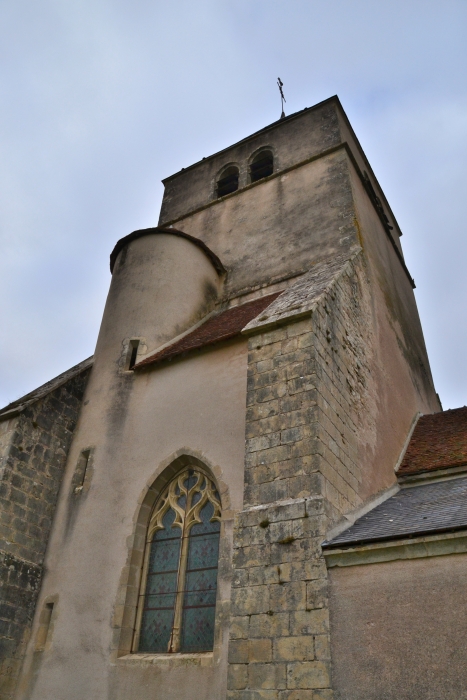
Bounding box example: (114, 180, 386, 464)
(135, 468, 221, 654)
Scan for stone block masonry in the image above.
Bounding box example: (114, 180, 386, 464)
(228, 496, 333, 700)
(227, 252, 373, 699)
(0, 365, 91, 700)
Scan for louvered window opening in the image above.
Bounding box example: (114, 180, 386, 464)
(138, 468, 221, 654)
(250, 153, 273, 182)
(216, 167, 239, 197)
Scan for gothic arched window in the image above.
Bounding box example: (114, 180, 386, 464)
(136, 467, 221, 654)
(249, 150, 274, 182)
(216, 165, 239, 197)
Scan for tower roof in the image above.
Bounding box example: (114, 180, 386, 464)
(109, 226, 226, 274)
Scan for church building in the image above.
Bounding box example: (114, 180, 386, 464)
(1, 96, 467, 700)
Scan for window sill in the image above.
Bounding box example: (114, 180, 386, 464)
(117, 652, 214, 668)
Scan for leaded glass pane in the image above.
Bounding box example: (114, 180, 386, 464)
(137, 469, 221, 654)
(138, 608, 175, 653)
(187, 530, 220, 567)
(181, 606, 216, 653)
(180, 500, 220, 652)
(139, 508, 181, 653)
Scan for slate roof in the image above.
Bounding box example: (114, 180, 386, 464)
(0, 356, 93, 421)
(135, 293, 281, 369)
(399, 407, 467, 476)
(323, 476, 467, 549)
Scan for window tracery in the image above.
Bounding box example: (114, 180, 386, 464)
(136, 467, 221, 654)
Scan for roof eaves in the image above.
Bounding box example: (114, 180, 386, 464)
(134, 292, 281, 370)
(161, 97, 340, 183)
(398, 462, 467, 485)
(322, 523, 467, 551)
(0, 356, 93, 421)
(322, 476, 467, 550)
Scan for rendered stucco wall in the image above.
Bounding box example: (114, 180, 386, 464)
(17, 340, 248, 700)
(101, 232, 223, 363)
(329, 554, 467, 700)
(165, 150, 359, 299)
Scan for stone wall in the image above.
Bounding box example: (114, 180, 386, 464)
(227, 252, 376, 699)
(0, 367, 90, 699)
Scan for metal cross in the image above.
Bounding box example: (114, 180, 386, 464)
(277, 77, 286, 119)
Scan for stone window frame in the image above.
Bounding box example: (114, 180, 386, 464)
(247, 146, 275, 184)
(114, 450, 231, 665)
(133, 463, 221, 654)
(34, 594, 59, 653)
(71, 446, 94, 495)
(213, 162, 241, 199)
(119, 337, 148, 373)
(210, 146, 277, 202)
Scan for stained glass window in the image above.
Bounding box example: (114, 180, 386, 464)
(137, 468, 221, 654)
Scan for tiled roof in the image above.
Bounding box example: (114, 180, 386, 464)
(135, 293, 281, 369)
(323, 476, 467, 549)
(399, 407, 467, 476)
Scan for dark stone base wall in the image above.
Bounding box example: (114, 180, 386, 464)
(0, 366, 91, 700)
(0, 553, 41, 698)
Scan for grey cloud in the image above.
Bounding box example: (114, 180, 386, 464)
(0, 0, 466, 408)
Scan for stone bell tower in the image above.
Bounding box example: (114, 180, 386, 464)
(156, 96, 440, 698)
(10, 96, 439, 700)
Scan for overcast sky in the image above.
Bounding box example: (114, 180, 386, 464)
(1, 0, 466, 410)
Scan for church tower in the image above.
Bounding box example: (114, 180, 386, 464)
(5, 97, 441, 700)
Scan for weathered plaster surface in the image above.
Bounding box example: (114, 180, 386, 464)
(18, 340, 248, 700)
(103, 232, 223, 363)
(167, 150, 359, 299)
(329, 553, 467, 699)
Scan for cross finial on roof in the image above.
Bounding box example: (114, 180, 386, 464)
(277, 77, 286, 119)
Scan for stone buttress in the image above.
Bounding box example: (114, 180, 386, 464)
(227, 252, 377, 700)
